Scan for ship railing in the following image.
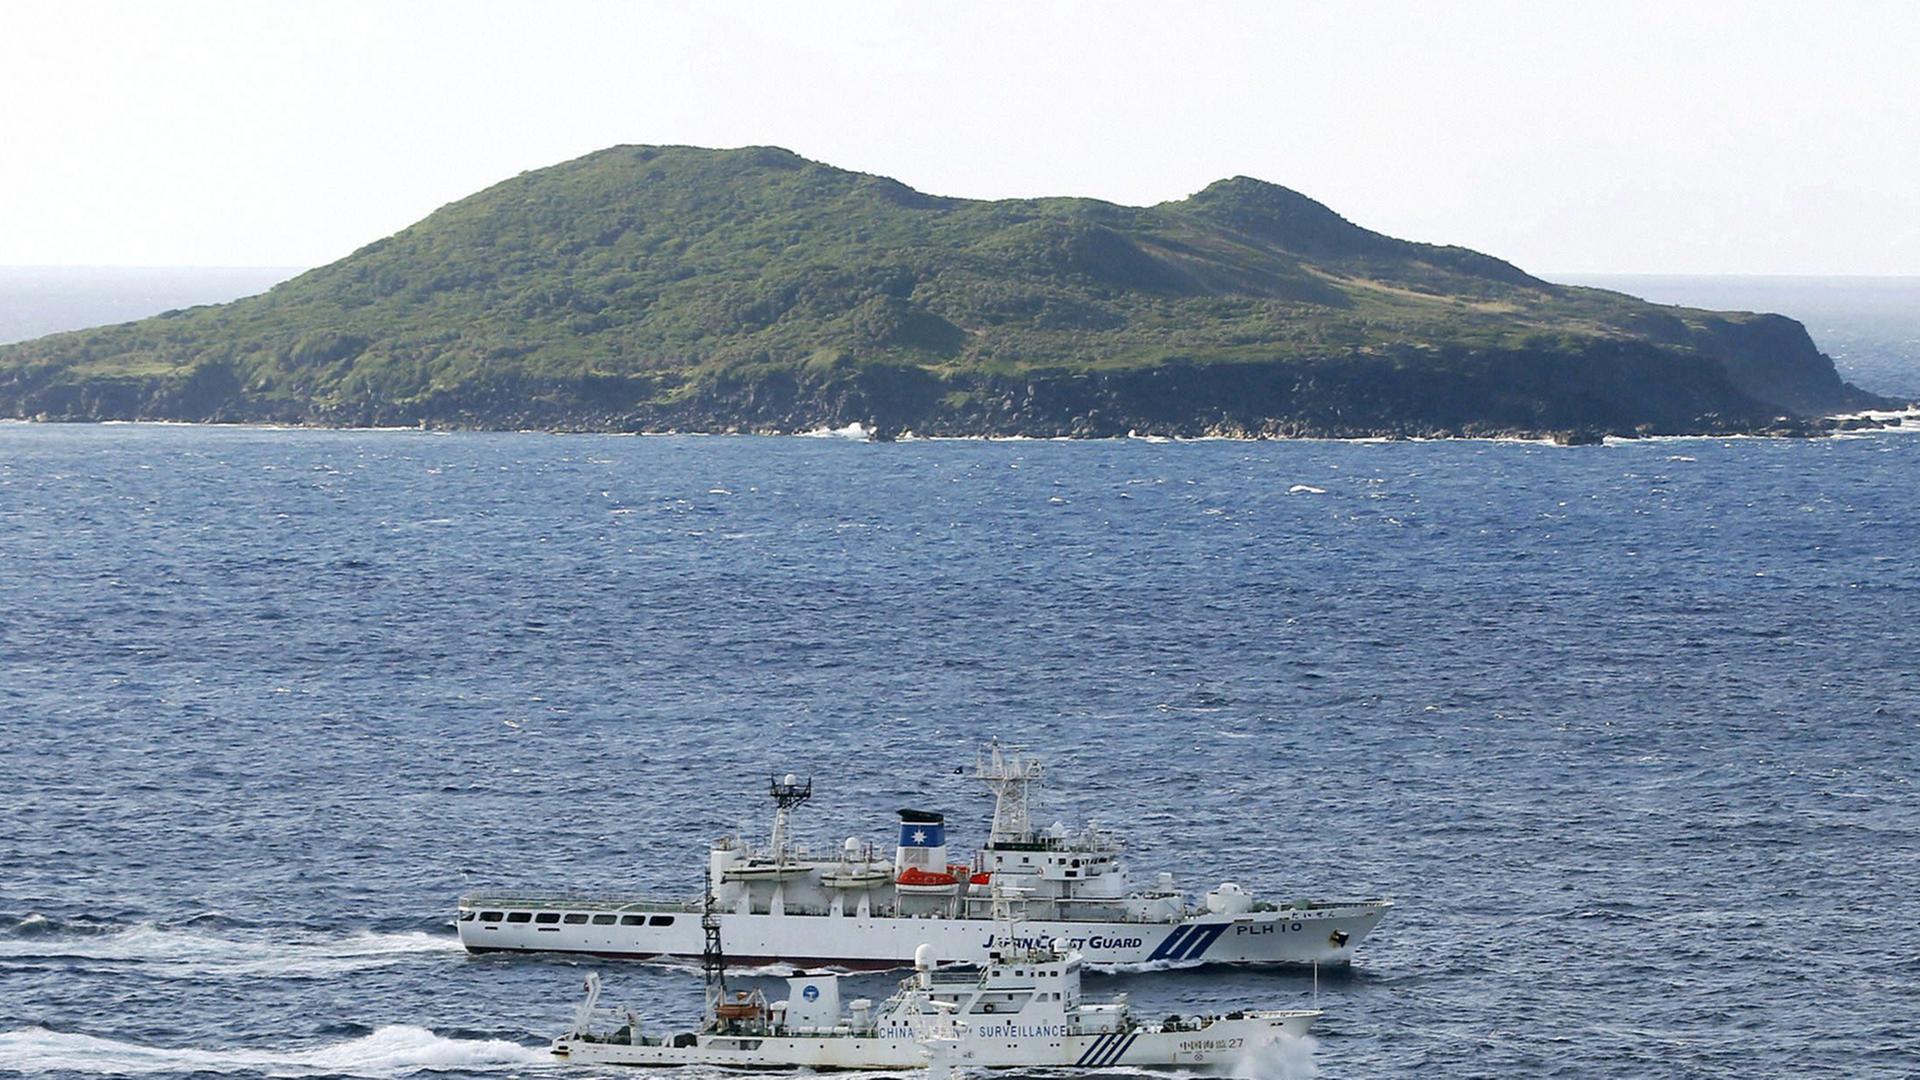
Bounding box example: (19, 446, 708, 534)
(459, 892, 702, 913)
(958, 895, 1133, 919)
(1252, 897, 1397, 913)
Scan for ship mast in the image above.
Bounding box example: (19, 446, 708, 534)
(702, 878, 728, 1015)
(975, 741, 1043, 846)
(767, 773, 813, 862)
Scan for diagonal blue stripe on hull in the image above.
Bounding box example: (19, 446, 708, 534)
(1171, 921, 1229, 961)
(1094, 1031, 1140, 1067)
(1145, 923, 1195, 962)
(1076, 1033, 1113, 1067)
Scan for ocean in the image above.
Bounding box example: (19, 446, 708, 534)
(1, 276, 1918, 1079)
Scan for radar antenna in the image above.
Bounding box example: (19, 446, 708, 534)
(767, 773, 813, 861)
(975, 740, 1043, 845)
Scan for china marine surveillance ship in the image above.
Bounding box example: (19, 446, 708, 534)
(459, 742, 1391, 969)
(551, 896, 1320, 1071)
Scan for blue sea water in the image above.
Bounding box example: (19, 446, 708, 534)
(3, 274, 1920, 1079)
(3, 418, 1919, 1079)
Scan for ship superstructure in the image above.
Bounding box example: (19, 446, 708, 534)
(459, 743, 1391, 969)
(551, 894, 1321, 1071)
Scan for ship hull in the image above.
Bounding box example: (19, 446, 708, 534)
(459, 901, 1389, 968)
(552, 1012, 1315, 1070)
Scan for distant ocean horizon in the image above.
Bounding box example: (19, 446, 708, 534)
(2, 267, 1914, 403)
(1558, 273, 1920, 400)
(0, 265, 302, 349)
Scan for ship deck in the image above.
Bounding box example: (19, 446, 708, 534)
(459, 892, 700, 914)
(458, 891, 1391, 919)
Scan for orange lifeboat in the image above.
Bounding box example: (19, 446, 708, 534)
(895, 864, 969, 895)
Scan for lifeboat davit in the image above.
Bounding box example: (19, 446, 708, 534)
(713, 990, 766, 1021)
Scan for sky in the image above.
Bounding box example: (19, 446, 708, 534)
(2, 0, 1915, 275)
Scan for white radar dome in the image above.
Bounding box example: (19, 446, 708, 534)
(1205, 881, 1253, 915)
(844, 836, 861, 856)
(914, 943, 936, 971)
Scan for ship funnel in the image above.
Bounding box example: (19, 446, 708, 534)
(783, 974, 841, 1032)
(895, 809, 949, 877)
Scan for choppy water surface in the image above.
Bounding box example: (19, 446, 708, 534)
(2, 422, 1918, 1079)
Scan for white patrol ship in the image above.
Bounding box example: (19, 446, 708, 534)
(461, 742, 1391, 969)
(551, 899, 1320, 1071)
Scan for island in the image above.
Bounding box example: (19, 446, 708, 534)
(0, 145, 1901, 440)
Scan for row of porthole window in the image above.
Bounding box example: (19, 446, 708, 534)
(464, 910, 676, 927)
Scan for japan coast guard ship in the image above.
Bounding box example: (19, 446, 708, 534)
(551, 896, 1320, 1071)
(459, 743, 1391, 969)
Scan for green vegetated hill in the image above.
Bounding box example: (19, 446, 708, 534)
(0, 145, 1897, 438)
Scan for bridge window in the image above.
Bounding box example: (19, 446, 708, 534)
(457, 910, 475, 921)
(620, 915, 646, 925)
(506, 911, 532, 923)
(649, 915, 675, 926)
(478, 911, 503, 922)
(592, 914, 616, 925)
(535, 913, 560, 924)
(563, 913, 589, 924)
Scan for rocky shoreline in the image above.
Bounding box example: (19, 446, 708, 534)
(2, 148, 1902, 447)
(9, 336, 1907, 446)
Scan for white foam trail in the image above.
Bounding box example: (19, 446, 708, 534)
(649, 954, 800, 977)
(1287, 484, 1327, 495)
(1225, 1033, 1319, 1079)
(0, 1025, 550, 1077)
(0, 924, 464, 978)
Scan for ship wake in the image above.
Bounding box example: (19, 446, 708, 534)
(0, 1025, 551, 1077)
(0, 918, 462, 978)
(1225, 1033, 1319, 1078)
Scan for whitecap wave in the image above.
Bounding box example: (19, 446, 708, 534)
(0, 922, 463, 978)
(0, 1025, 550, 1077)
(1287, 484, 1327, 495)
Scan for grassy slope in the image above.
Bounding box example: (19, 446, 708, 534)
(0, 145, 1881, 428)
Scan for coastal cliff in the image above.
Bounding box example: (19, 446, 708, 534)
(0, 145, 1897, 438)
